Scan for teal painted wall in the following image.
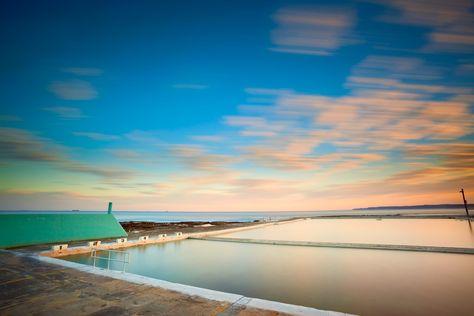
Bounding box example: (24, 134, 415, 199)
(0, 213, 127, 248)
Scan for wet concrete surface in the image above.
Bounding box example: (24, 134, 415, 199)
(0, 251, 286, 316)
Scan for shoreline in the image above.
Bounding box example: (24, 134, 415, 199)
(120, 220, 263, 240)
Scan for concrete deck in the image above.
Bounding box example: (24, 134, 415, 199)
(0, 251, 344, 316)
(0, 250, 287, 316)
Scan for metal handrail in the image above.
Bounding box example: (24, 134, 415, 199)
(91, 249, 130, 272)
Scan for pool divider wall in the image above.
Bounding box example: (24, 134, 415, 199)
(0, 213, 127, 249)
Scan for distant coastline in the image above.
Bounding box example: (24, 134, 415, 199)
(353, 204, 472, 211)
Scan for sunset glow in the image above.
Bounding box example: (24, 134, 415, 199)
(0, 0, 473, 211)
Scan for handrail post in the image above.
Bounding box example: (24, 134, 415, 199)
(460, 188, 471, 222)
(90, 249, 128, 272)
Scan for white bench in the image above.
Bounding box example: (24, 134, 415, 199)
(51, 244, 68, 251)
(88, 240, 101, 248)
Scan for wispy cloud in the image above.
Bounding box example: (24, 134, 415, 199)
(0, 115, 22, 122)
(352, 55, 444, 81)
(125, 130, 163, 144)
(224, 116, 286, 137)
(171, 144, 236, 172)
(222, 56, 473, 181)
(270, 6, 357, 55)
(190, 135, 224, 142)
(172, 83, 208, 90)
(62, 67, 103, 76)
(0, 127, 62, 162)
(43, 106, 85, 119)
(0, 127, 135, 180)
(49, 79, 98, 100)
(319, 142, 474, 204)
(456, 62, 474, 76)
(373, 0, 474, 52)
(73, 132, 120, 141)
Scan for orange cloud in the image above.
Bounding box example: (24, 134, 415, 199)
(270, 6, 357, 55)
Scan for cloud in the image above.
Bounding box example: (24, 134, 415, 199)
(270, 6, 357, 55)
(43, 106, 85, 119)
(60, 161, 135, 180)
(49, 79, 98, 100)
(221, 53, 473, 176)
(224, 116, 287, 137)
(172, 83, 208, 90)
(352, 55, 444, 81)
(0, 190, 105, 211)
(62, 67, 103, 76)
(0, 127, 136, 180)
(106, 149, 158, 164)
(73, 132, 120, 141)
(321, 142, 474, 202)
(346, 76, 472, 94)
(0, 127, 62, 162)
(125, 130, 163, 144)
(455, 63, 474, 76)
(373, 0, 474, 52)
(0, 115, 22, 122)
(108, 149, 142, 160)
(190, 135, 224, 142)
(171, 144, 236, 172)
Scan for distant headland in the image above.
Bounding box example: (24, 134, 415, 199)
(353, 204, 472, 211)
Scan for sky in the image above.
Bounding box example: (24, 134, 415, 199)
(0, 0, 473, 211)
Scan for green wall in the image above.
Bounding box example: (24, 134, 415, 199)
(0, 213, 127, 248)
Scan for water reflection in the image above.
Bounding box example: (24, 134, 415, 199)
(65, 239, 474, 316)
(222, 219, 474, 247)
(64, 219, 474, 316)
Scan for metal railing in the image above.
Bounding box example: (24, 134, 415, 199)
(91, 249, 130, 272)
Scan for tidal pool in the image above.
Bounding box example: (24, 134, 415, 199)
(222, 218, 474, 247)
(63, 219, 474, 315)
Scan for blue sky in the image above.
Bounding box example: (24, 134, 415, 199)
(0, 0, 473, 211)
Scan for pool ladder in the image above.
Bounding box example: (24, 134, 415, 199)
(91, 249, 130, 272)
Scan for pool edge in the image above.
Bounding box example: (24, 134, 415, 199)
(32, 252, 350, 316)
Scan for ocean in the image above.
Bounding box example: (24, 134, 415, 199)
(0, 208, 468, 222)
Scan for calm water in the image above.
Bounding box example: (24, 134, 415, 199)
(0, 210, 325, 222)
(1, 208, 467, 222)
(63, 218, 474, 315)
(222, 218, 474, 247)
